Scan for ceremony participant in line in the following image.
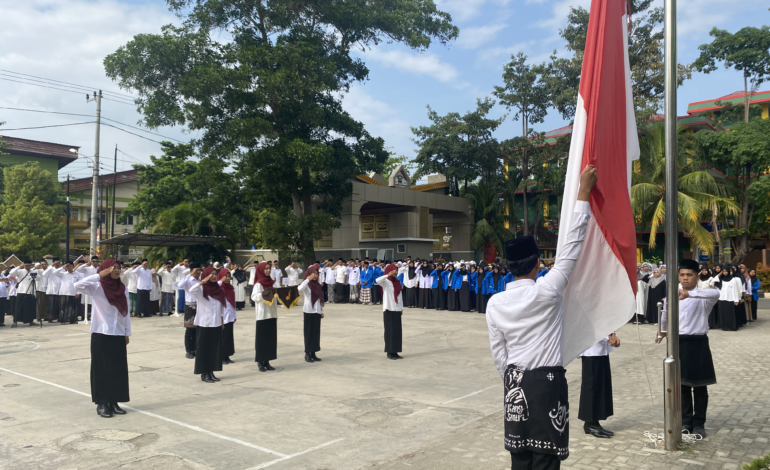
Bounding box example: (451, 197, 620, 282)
(716, 266, 740, 331)
(360, 261, 374, 306)
(74, 259, 131, 418)
(33, 259, 49, 323)
(271, 260, 283, 289)
(402, 260, 418, 308)
(125, 261, 139, 316)
(738, 265, 752, 324)
(189, 266, 226, 383)
(579, 333, 620, 438)
(232, 265, 249, 310)
(445, 263, 458, 311)
(171, 259, 190, 314)
(483, 265, 502, 304)
(9, 260, 38, 327)
(178, 263, 202, 358)
(750, 269, 760, 321)
(657, 259, 720, 437)
(149, 268, 161, 316)
(698, 267, 718, 329)
(54, 261, 82, 324)
(299, 266, 324, 363)
(469, 265, 478, 311)
(644, 268, 666, 325)
(0, 268, 10, 326)
(476, 262, 488, 314)
(348, 260, 361, 303)
(76, 257, 99, 320)
(41, 258, 63, 323)
(452, 264, 472, 312)
(159, 262, 176, 315)
(376, 264, 404, 360)
(7, 270, 17, 325)
(324, 260, 336, 303)
(634, 262, 652, 323)
(372, 260, 383, 305)
(503, 266, 514, 287)
(286, 262, 301, 287)
(252, 262, 278, 371)
(218, 269, 237, 364)
(133, 259, 153, 318)
(333, 259, 348, 304)
(431, 263, 446, 311)
(418, 263, 433, 309)
(486, 165, 597, 469)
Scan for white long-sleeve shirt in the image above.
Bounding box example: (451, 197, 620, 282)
(298, 279, 323, 314)
(286, 266, 301, 286)
(247, 266, 257, 285)
(376, 275, 404, 312)
(74, 274, 131, 337)
(160, 269, 175, 293)
(270, 267, 283, 288)
(177, 275, 200, 305)
(0, 274, 9, 298)
(134, 266, 153, 291)
(486, 200, 591, 376)
(34, 267, 48, 292)
(662, 287, 720, 336)
(53, 267, 82, 297)
(251, 283, 278, 321)
(76, 264, 98, 304)
(189, 281, 224, 327)
(579, 336, 613, 357)
(41, 266, 62, 296)
(324, 267, 335, 285)
(9, 266, 36, 295)
(348, 266, 360, 285)
(717, 277, 742, 302)
(170, 264, 187, 284)
(218, 282, 237, 323)
(125, 269, 138, 294)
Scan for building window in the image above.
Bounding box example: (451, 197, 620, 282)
(397, 244, 406, 253)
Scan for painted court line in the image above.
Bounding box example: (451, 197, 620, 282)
(0, 341, 41, 357)
(405, 384, 498, 418)
(245, 438, 346, 470)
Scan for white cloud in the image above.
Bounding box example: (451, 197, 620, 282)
(536, 0, 592, 32)
(364, 48, 459, 83)
(476, 41, 541, 67)
(435, 0, 489, 22)
(457, 23, 509, 49)
(0, 0, 189, 180)
(342, 86, 415, 158)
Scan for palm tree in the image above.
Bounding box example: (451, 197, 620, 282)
(631, 125, 740, 255)
(468, 183, 512, 262)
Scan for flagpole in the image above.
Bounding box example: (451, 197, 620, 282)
(663, 0, 682, 451)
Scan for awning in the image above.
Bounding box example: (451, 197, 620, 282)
(99, 233, 228, 247)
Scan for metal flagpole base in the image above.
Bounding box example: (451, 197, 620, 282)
(663, 357, 682, 450)
(171, 313, 180, 317)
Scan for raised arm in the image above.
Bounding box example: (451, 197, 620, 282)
(74, 274, 102, 297)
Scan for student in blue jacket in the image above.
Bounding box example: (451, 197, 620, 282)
(750, 268, 760, 321)
(372, 261, 383, 305)
(445, 264, 458, 311)
(502, 267, 514, 288)
(476, 262, 489, 314)
(468, 265, 478, 312)
(360, 261, 374, 305)
(451, 264, 472, 312)
(430, 263, 446, 310)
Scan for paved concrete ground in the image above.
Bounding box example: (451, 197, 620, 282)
(0, 299, 768, 470)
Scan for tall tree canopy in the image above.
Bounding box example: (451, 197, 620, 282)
(105, 0, 458, 264)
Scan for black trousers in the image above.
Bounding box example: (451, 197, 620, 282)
(682, 385, 708, 429)
(510, 450, 560, 470)
(185, 327, 197, 353)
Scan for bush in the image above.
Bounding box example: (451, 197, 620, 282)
(742, 453, 770, 470)
(756, 263, 770, 292)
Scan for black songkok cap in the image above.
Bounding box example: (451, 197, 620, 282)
(23, 259, 32, 264)
(142, 258, 148, 262)
(91, 256, 99, 260)
(189, 262, 202, 269)
(52, 257, 60, 262)
(504, 237, 539, 261)
(132, 261, 140, 266)
(77, 259, 86, 264)
(679, 259, 699, 273)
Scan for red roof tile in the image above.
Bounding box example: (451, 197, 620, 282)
(68, 169, 140, 192)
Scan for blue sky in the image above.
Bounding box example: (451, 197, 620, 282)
(0, 0, 768, 182)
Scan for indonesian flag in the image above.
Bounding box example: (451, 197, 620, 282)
(557, 0, 640, 364)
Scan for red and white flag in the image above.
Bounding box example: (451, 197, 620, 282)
(557, 0, 640, 364)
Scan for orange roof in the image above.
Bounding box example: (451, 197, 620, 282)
(356, 174, 387, 186)
(410, 181, 448, 192)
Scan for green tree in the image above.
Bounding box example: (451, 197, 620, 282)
(411, 98, 503, 196)
(467, 183, 511, 262)
(493, 52, 550, 236)
(0, 162, 65, 259)
(693, 25, 770, 124)
(104, 0, 458, 265)
(631, 125, 739, 254)
(382, 151, 416, 177)
(0, 125, 12, 204)
(694, 118, 770, 261)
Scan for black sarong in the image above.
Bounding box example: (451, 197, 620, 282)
(36, 291, 47, 321)
(90, 333, 129, 404)
(371, 285, 381, 304)
(0, 297, 7, 324)
(718, 301, 736, 331)
(194, 326, 223, 374)
(14, 293, 36, 324)
(222, 321, 235, 358)
(136, 289, 150, 317)
(504, 364, 569, 460)
(160, 292, 174, 313)
(255, 318, 277, 362)
(335, 283, 346, 303)
(418, 286, 432, 308)
(751, 298, 757, 320)
(458, 281, 471, 312)
(578, 356, 613, 422)
(60, 296, 78, 323)
(680, 335, 716, 388)
(383, 310, 402, 353)
(304, 313, 322, 353)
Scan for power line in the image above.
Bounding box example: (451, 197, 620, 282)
(0, 106, 92, 118)
(0, 76, 136, 106)
(0, 69, 137, 100)
(100, 122, 164, 143)
(0, 121, 94, 131)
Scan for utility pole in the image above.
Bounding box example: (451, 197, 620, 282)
(663, 0, 682, 451)
(87, 91, 102, 258)
(66, 175, 70, 262)
(112, 144, 118, 239)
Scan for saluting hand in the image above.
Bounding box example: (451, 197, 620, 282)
(99, 266, 115, 278)
(678, 289, 689, 300)
(201, 274, 215, 284)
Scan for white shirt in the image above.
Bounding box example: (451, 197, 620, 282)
(0, 274, 8, 298)
(334, 265, 347, 283)
(298, 279, 324, 313)
(219, 281, 237, 323)
(75, 264, 98, 304)
(486, 201, 591, 376)
(125, 269, 138, 294)
(376, 275, 404, 312)
(286, 266, 301, 286)
(579, 336, 614, 357)
(134, 265, 153, 291)
(662, 287, 720, 336)
(35, 267, 48, 292)
(53, 267, 82, 296)
(697, 277, 712, 290)
(177, 275, 200, 305)
(251, 283, 278, 321)
(271, 267, 282, 288)
(189, 281, 225, 327)
(417, 267, 433, 289)
(717, 276, 742, 302)
(41, 266, 63, 296)
(9, 266, 36, 295)
(170, 264, 186, 284)
(150, 276, 160, 301)
(324, 267, 335, 285)
(74, 274, 131, 337)
(160, 269, 175, 293)
(348, 266, 360, 285)
(247, 266, 257, 285)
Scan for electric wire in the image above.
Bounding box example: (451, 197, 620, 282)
(0, 122, 94, 131)
(0, 69, 138, 101)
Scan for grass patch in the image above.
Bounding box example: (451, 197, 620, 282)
(743, 453, 770, 470)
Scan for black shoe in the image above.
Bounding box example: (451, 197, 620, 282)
(98, 404, 114, 418)
(596, 423, 614, 436)
(111, 403, 127, 415)
(693, 426, 707, 438)
(584, 425, 610, 439)
(304, 354, 314, 363)
(222, 357, 234, 364)
(393, 353, 403, 359)
(311, 353, 322, 362)
(265, 362, 275, 371)
(185, 351, 194, 359)
(201, 373, 215, 383)
(683, 424, 693, 433)
(259, 362, 267, 371)
(387, 353, 397, 360)
(209, 372, 220, 381)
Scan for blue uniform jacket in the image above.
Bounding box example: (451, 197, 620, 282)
(430, 270, 442, 288)
(373, 266, 383, 285)
(440, 271, 451, 290)
(469, 272, 478, 292)
(451, 271, 468, 289)
(360, 268, 375, 289)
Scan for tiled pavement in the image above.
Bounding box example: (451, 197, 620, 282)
(377, 301, 770, 470)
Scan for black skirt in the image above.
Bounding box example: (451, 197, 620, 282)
(255, 318, 277, 362)
(432, 287, 445, 310)
(645, 282, 666, 324)
(14, 293, 36, 324)
(718, 300, 737, 331)
(447, 288, 458, 311)
(371, 285, 381, 304)
(304, 313, 322, 353)
(504, 365, 569, 460)
(751, 298, 758, 320)
(222, 321, 235, 358)
(136, 289, 150, 316)
(680, 335, 716, 387)
(383, 310, 402, 353)
(458, 282, 471, 312)
(578, 356, 613, 422)
(335, 283, 347, 303)
(60, 296, 78, 324)
(90, 333, 129, 404)
(236, 301, 245, 310)
(0, 297, 7, 321)
(194, 326, 223, 374)
(736, 302, 747, 326)
(708, 303, 719, 329)
(404, 287, 417, 307)
(419, 286, 432, 308)
(45, 294, 59, 321)
(477, 289, 488, 314)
